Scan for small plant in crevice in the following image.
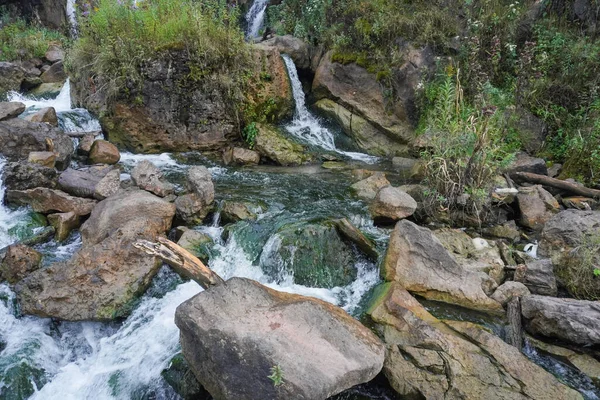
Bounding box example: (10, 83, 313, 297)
(556, 233, 600, 301)
(242, 122, 259, 149)
(268, 365, 285, 387)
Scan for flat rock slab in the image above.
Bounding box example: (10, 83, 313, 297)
(6, 187, 97, 216)
(175, 277, 384, 400)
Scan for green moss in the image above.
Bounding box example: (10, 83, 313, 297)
(364, 282, 393, 316)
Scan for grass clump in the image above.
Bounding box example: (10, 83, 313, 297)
(67, 0, 249, 107)
(0, 12, 68, 61)
(418, 68, 517, 224)
(556, 233, 600, 301)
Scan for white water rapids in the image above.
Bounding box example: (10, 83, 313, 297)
(245, 0, 269, 39)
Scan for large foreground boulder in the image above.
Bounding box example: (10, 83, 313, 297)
(175, 277, 384, 400)
(16, 189, 176, 320)
(382, 220, 503, 313)
(368, 282, 582, 400)
(0, 118, 73, 169)
(521, 295, 600, 345)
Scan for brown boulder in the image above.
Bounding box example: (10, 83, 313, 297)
(26, 107, 58, 126)
(27, 151, 56, 168)
(516, 185, 559, 230)
(6, 188, 97, 216)
(89, 140, 120, 164)
(369, 186, 417, 224)
(47, 212, 80, 242)
(223, 147, 261, 166)
(350, 173, 390, 201)
(0, 244, 42, 284)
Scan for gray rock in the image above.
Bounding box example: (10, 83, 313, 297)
(44, 45, 65, 64)
(522, 295, 600, 345)
(0, 102, 25, 121)
(0, 118, 73, 170)
(1, 162, 58, 191)
(260, 35, 311, 70)
(382, 220, 503, 313)
(131, 160, 174, 197)
(350, 173, 390, 201)
(58, 166, 120, 200)
(369, 186, 417, 223)
(538, 210, 600, 258)
(175, 277, 384, 400)
(508, 152, 548, 175)
(186, 166, 214, 205)
(175, 194, 210, 225)
(77, 133, 96, 156)
(40, 60, 66, 84)
(515, 259, 558, 296)
(0, 62, 24, 95)
(25, 107, 58, 126)
(491, 281, 531, 306)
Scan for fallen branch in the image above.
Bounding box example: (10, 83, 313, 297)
(511, 172, 600, 199)
(134, 236, 224, 289)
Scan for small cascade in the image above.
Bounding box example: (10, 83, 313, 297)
(66, 0, 78, 35)
(245, 0, 269, 39)
(0, 158, 29, 249)
(282, 55, 378, 163)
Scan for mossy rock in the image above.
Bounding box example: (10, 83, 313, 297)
(0, 361, 46, 400)
(226, 220, 278, 264)
(7, 212, 48, 242)
(161, 353, 210, 400)
(262, 221, 357, 288)
(253, 123, 312, 166)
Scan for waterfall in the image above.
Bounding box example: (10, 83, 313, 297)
(66, 0, 78, 35)
(245, 0, 269, 39)
(282, 55, 379, 163)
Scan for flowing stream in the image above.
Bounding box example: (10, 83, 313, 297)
(1, 71, 599, 399)
(245, 0, 269, 39)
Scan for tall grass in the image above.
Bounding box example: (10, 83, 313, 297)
(0, 13, 68, 61)
(67, 0, 249, 105)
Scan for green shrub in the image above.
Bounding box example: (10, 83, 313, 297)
(67, 0, 249, 105)
(418, 69, 516, 223)
(0, 13, 68, 61)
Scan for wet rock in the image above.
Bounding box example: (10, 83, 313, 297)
(177, 228, 213, 263)
(16, 189, 176, 321)
(220, 201, 257, 223)
(44, 45, 65, 63)
(80, 189, 175, 246)
(314, 99, 409, 157)
(367, 282, 581, 400)
(538, 210, 600, 258)
(27, 151, 56, 168)
(0, 118, 73, 170)
(263, 222, 358, 288)
(21, 76, 43, 91)
(77, 133, 96, 156)
(350, 173, 390, 201)
(254, 123, 311, 166)
(521, 295, 600, 345)
(130, 160, 174, 197)
(0, 102, 25, 121)
(491, 281, 531, 306)
(223, 147, 260, 166)
(175, 167, 215, 225)
(0, 62, 25, 95)
(40, 60, 66, 84)
(334, 218, 378, 260)
(508, 152, 548, 175)
(26, 107, 58, 126)
(514, 259, 557, 296)
(516, 185, 559, 230)
(47, 212, 80, 242)
(260, 35, 311, 70)
(175, 277, 385, 400)
(29, 82, 63, 98)
(161, 353, 211, 400)
(186, 166, 214, 205)
(6, 188, 97, 216)
(89, 140, 120, 164)
(0, 244, 42, 284)
(1, 162, 58, 191)
(369, 186, 417, 224)
(382, 220, 503, 313)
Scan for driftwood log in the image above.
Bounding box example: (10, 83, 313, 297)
(511, 172, 600, 199)
(134, 236, 225, 289)
(506, 297, 523, 350)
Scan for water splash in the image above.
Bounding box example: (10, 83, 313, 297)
(282, 55, 379, 163)
(66, 0, 78, 35)
(245, 0, 269, 39)
(0, 158, 30, 249)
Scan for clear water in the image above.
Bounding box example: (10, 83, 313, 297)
(282, 55, 379, 164)
(245, 0, 269, 39)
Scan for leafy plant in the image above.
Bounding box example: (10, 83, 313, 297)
(242, 122, 259, 148)
(268, 365, 284, 387)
